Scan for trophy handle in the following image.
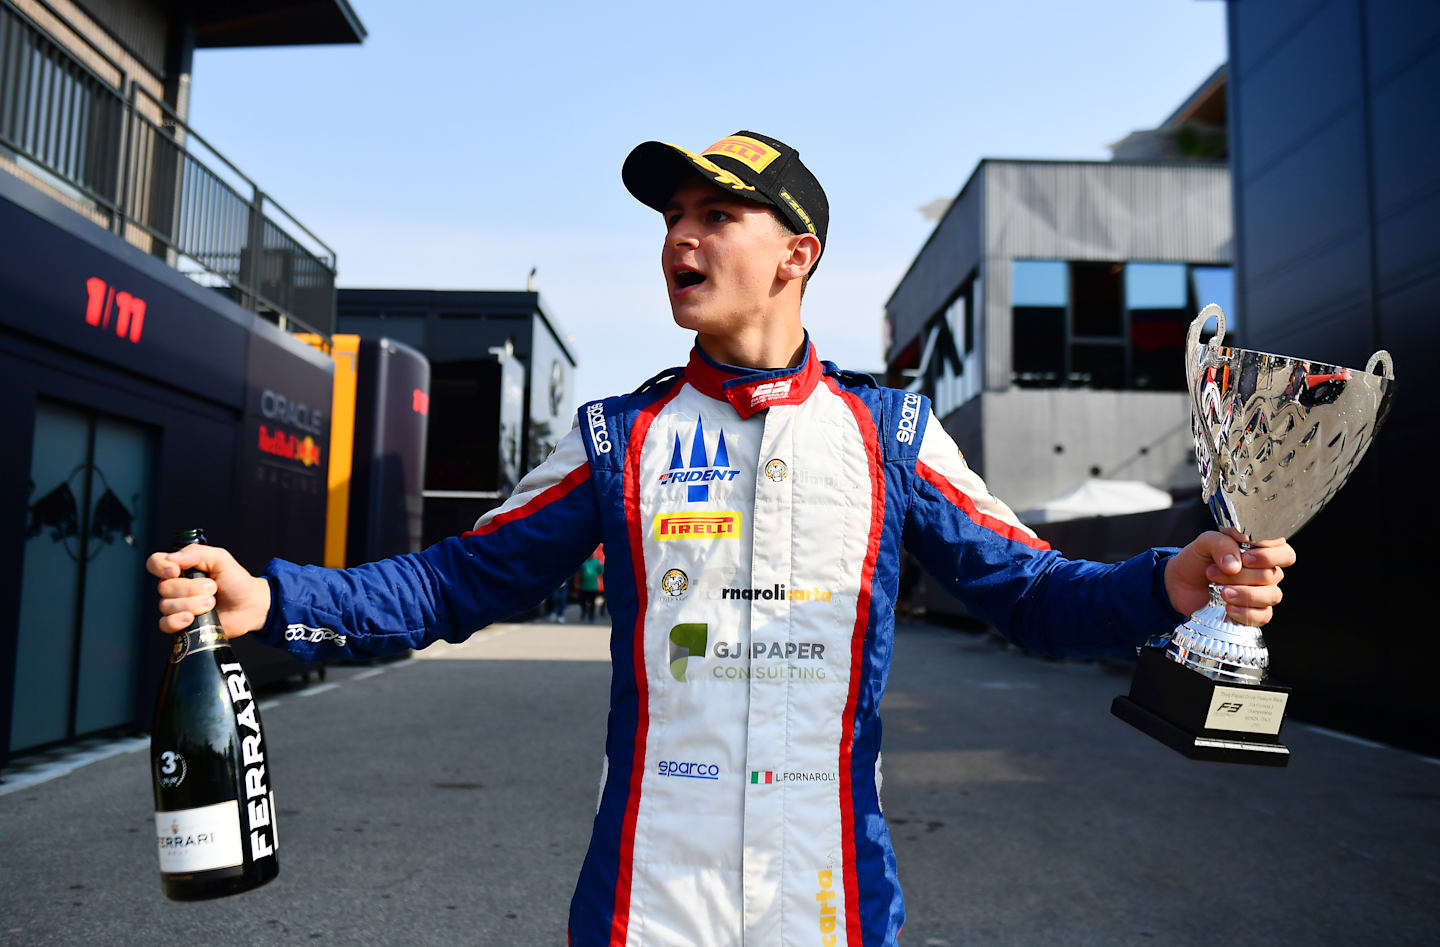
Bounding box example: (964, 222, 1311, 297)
(1187, 304, 1226, 396)
(1366, 349, 1394, 380)
(1190, 303, 1226, 350)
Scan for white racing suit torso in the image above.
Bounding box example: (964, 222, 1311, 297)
(261, 336, 1183, 947)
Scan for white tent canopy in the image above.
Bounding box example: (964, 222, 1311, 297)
(1018, 479, 1174, 524)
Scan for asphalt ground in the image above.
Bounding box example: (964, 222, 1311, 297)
(1, 614, 1436, 946)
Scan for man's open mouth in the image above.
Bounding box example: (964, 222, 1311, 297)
(675, 271, 706, 289)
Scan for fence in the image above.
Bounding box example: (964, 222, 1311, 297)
(0, 0, 336, 335)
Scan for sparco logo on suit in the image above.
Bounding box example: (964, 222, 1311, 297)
(586, 402, 612, 454)
(896, 392, 921, 444)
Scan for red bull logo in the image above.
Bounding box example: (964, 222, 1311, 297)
(259, 425, 323, 467)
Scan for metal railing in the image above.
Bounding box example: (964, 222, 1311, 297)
(0, 0, 336, 335)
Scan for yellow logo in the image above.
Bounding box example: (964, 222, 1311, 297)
(779, 190, 817, 236)
(702, 135, 782, 172)
(668, 144, 756, 193)
(654, 511, 742, 541)
(816, 869, 839, 944)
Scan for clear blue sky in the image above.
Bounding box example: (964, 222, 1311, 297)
(187, 0, 1227, 408)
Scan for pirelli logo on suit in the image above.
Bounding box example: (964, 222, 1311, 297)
(653, 511, 742, 541)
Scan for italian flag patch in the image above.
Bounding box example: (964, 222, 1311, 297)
(750, 771, 774, 784)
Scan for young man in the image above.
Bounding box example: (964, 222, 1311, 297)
(148, 131, 1293, 947)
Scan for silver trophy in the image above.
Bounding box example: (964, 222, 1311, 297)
(1112, 304, 1394, 765)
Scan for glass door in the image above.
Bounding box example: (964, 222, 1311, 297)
(11, 399, 154, 752)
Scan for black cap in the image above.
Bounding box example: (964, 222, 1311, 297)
(623, 131, 829, 270)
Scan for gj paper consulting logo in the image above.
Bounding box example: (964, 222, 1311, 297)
(668, 623, 708, 681)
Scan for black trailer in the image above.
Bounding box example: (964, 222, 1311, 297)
(0, 172, 330, 764)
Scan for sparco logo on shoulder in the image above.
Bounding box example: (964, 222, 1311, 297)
(896, 392, 922, 444)
(586, 402, 612, 454)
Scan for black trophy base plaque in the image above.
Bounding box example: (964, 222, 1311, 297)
(1111, 646, 1291, 767)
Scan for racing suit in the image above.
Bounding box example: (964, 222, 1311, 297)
(258, 335, 1185, 947)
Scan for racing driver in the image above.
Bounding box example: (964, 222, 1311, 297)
(147, 130, 1295, 947)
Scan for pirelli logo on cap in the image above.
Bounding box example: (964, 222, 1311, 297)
(703, 135, 782, 172)
(654, 511, 742, 541)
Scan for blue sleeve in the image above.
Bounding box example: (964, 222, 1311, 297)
(901, 412, 1185, 658)
(253, 429, 602, 660)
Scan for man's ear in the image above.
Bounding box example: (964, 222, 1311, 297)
(777, 233, 821, 284)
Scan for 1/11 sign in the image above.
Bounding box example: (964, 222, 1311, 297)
(85, 276, 146, 343)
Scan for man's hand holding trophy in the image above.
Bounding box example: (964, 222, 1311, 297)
(1113, 304, 1395, 765)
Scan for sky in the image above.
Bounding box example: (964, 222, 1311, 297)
(186, 0, 1228, 409)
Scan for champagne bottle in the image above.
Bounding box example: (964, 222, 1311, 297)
(150, 528, 279, 900)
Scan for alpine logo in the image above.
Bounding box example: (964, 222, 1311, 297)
(586, 402, 612, 455)
(657, 416, 739, 502)
(749, 379, 793, 407)
(896, 391, 922, 444)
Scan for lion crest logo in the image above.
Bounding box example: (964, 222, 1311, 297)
(661, 569, 689, 597)
(764, 459, 788, 483)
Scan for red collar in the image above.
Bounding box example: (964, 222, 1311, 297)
(684, 339, 824, 419)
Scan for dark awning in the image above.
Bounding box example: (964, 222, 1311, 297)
(194, 0, 366, 48)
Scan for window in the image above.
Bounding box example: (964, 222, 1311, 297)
(1127, 262, 1187, 309)
(1011, 260, 1233, 392)
(946, 269, 979, 356)
(1070, 343, 1126, 389)
(1072, 262, 1124, 337)
(969, 273, 982, 356)
(904, 269, 983, 417)
(1011, 261, 1066, 387)
(1012, 260, 1067, 307)
(1128, 262, 1188, 390)
(1190, 266, 1236, 337)
(1069, 261, 1126, 387)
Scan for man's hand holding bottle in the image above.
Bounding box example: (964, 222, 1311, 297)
(146, 544, 270, 639)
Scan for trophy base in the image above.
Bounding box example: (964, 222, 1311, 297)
(1111, 647, 1291, 767)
